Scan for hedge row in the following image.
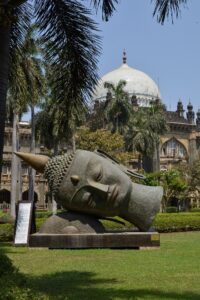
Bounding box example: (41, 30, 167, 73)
(35, 211, 53, 219)
(0, 213, 200, 241)
(190, 208, 200, 213)
(153, 212, 200, 233)
(0, 218, 47, 242)
(35, 212, 200, 233)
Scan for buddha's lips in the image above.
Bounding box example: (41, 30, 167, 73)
(107, 184, 119, 203)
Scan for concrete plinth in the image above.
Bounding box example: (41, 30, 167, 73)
(29, 231, 160, 249)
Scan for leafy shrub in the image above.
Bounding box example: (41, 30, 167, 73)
(190, 208, 200, 213)
(0, 211, 5, 218)
(0, 224, 14, 242)
(0, 212, 14, 224)
(166, 206, 177, 213)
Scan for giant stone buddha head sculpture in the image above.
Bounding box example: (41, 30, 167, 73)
(16, 149, 163, 231)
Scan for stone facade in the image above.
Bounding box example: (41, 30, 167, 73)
(160, 101, 200, 170)
(0, 122, 48, 210)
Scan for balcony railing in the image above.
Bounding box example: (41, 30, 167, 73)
(0, 202, 10, 211)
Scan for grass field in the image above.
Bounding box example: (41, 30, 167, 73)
(1, 232, 200, 300)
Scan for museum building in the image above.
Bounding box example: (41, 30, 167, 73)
(93, 51, 200, 171)
(1, 52, 200, 210)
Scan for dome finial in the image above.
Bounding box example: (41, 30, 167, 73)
(123, 49, 127, 64)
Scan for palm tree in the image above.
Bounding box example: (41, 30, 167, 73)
(0, 3, 30, 181)
(126, 101, 168, 172)
(21, 26, 45, 205)
(7, 24, 45, 218)
(35, 94, 86, 154)
(104, 80, 132, 135)
(7, 79, 28, 219)
(0, 0, 118, 181)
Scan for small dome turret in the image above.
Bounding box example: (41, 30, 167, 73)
(187, 101, 195, 124)
(187, 101, 193, 111)
(176, 99, 184, 117)
(196, 109, 200, 131)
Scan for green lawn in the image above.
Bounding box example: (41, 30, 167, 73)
(1, 232, 200, 300)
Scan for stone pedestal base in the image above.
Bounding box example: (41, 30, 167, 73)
(29, 231, 160, 249)
(30, 211, 160, 249)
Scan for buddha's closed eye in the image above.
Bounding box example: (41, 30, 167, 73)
(94, 165, 103, 182)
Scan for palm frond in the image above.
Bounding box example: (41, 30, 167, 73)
(8, 22, 45, 115)
(91, 0, 118, 21)
(152, 0, 187, 24)
(9, 1, 32, 85)
(35, 0, 101, 120)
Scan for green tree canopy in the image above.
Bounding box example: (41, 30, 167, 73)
(76, 127, 124, 153)
(75, 126, 134, 165)
(143, 169, 188, 211)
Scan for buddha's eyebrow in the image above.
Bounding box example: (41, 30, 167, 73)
(87, 158, 100, 167)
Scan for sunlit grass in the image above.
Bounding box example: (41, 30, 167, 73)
(1, 232, 200, 299)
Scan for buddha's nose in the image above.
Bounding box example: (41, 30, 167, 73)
(87, 179, 109, 194)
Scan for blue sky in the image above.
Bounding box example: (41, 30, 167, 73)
(23, 0, 200, 120)
(92, 0, 200, 114)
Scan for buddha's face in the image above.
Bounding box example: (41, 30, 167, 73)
(57, 150, 132, 217)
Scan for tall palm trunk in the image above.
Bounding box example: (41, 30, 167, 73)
(28, 105, 36, 203)
(10, 113, 20, 219)
(142, 143, 160, 173)
(0, 25, 11, 184)
(151, 142, 160, 172)
(155, 142, 160, 172)
(51, 141, 58, 214)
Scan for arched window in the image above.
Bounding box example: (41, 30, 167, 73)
(0, 189, 11, 203)
(161, 138, 187, 158)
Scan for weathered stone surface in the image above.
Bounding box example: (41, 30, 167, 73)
(16, 150, 163, 232)
(29, 231, 160, 249)
(39, 211, 105, 234)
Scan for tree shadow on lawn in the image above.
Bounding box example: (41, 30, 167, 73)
(29, 270, 200, 300)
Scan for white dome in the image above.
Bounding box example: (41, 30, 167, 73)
(93, 63, 161, 106)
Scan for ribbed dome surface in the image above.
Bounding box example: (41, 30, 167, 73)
(93, 63, 161, 106)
